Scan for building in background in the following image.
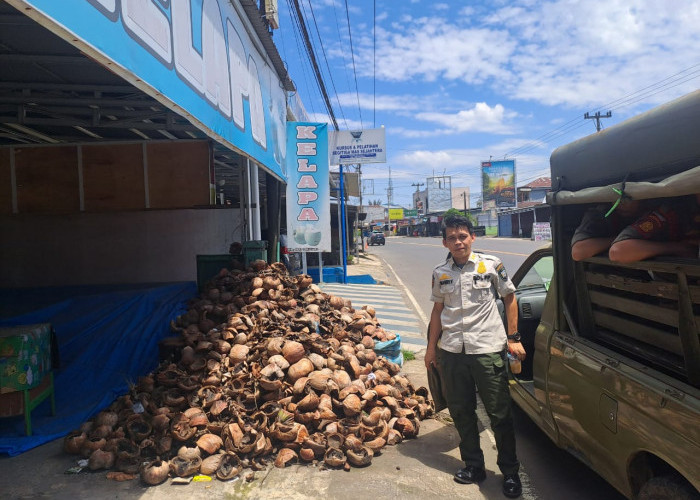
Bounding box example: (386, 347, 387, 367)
(450, 187, 471, 213)
(498, 177, 552, 238)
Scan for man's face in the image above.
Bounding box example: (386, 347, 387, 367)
(443, 226, 475, 262)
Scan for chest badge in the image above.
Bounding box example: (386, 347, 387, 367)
(477, 261, 487, 274)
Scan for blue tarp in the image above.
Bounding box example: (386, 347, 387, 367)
(0, 282, 196, 456)
(346, 274, 377, 285)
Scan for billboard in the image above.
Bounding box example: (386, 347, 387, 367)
(388, 208, 404, 220)
(482, 160, 516, 208)
(12, 0, 288, 179)
(329, 128, 386, 165)
(426, 176, 452, 212)
(285, 123, 331, 252)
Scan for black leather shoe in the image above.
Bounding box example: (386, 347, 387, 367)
(502, 473, 522, 498)
(454, 465, 486, 484)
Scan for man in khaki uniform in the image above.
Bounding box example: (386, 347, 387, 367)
(425, 215, 525, 498)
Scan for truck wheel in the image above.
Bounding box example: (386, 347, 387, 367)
(638, 475, 698, 500)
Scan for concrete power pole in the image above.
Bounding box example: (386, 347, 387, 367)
(584, 111, 612, 132)
(385, 165, 393, 232)
(411, 182, 424, 209)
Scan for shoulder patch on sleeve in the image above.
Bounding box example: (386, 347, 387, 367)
(496, 262, 508, 281)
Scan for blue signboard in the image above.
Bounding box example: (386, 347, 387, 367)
(11, 0, 288, 179)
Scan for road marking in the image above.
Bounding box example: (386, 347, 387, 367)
(383, 259, 429, 325)
(319, 282, 425, 352)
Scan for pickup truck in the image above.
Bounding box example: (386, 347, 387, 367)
(507, 90, 700, 499)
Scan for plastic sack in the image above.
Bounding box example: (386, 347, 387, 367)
(373, 334, 403, 366)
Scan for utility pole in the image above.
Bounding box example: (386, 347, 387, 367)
(411, 182, 424, 209)
(461, 191, 467, 216)
(386, 165, 393, 233)
(584, 111, 612, 132)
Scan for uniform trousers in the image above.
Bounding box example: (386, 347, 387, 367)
(440, 349, 519, 475)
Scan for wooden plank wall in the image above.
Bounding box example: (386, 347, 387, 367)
(83, 143, 145, 211)
(15, 146, 80, 213)
(0, 141, 211, 213)
(147, 142, 210, 209)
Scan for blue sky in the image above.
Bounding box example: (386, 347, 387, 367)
(272, 0, 700, 209)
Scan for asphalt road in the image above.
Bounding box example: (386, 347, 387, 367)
(367, 235, 626, 500)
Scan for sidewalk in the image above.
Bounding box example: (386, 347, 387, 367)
(0, 252, 532, 500)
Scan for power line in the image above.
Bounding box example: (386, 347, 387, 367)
(503, 62, 700, 159)
(330, 0, 355, 123)
(283, 2, 318, 118)
(373, 0, 376, 128)
(303, 0, 348, 128)
(289, 0, 338, 130)
(344, 0, 363, 129)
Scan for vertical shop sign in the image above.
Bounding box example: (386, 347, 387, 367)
(285, 123, 331, 252)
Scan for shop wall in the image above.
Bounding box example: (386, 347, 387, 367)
(0, 208, 241, 288)
(0, 141, 211, 214)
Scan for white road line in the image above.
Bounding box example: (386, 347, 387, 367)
(384, 260, 429, 326)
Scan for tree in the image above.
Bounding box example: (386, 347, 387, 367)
(443, 208, 476, 225)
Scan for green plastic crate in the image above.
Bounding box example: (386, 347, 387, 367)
(196, 254, 243, 290)
(242, 240, 268, 266)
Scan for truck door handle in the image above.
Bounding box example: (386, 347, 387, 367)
(604, 358, 620, 368)
(664, 388, 684, 401)
(559, 335, 575, 346)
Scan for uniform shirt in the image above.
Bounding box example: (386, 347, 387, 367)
(571, 205, 638, 246)
(430, 252, 516, 355)
(613, 195, 700, 244)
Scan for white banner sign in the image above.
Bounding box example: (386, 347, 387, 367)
(329, 128, 386, 165)
(286, 123, 331, 252)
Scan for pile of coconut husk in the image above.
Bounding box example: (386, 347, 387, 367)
(63, 260, 433, 485)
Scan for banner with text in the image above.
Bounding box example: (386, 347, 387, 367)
(15, 0, 288, 179)
(388, 208, 404, 220)
(482, 160, 516, 208)
(286, 123, 331, 252)
(329, 128, 386, 165)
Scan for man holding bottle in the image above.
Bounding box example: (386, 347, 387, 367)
(424, 215, 525, 498)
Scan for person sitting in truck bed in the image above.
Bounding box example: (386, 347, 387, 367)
(572, 194, 700, 262)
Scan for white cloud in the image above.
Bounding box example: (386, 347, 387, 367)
(353, 0, 700, 108)
(415, 102, 517, 134)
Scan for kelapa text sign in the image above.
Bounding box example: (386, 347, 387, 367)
(286, 123, 331, 252)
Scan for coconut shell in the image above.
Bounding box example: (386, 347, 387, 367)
(282, 341, 305, 364)
(346, 446, 373, 467)
(64, 431, 87, 455)
(195, 434, 222, 455)
(342, 394, 362, 417)
(287, 358, 314, 382)
(323, 447, 346, 468)
(217, 453, 242, 480)
(228, 344, 250, 364)
(88, 449, 116, 470)
(200, 454, 224, 475)
(296, 392, 320, 412)
(141, 459, 170, 485)
(274, 447, 298, 468)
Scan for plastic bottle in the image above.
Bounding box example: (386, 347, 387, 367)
(507, 352, 521, 374)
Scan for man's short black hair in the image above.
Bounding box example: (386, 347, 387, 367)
(442, 215, 474, 239)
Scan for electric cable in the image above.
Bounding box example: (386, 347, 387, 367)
(343, 0, 363, 129)
(303, 0, 348, 128)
